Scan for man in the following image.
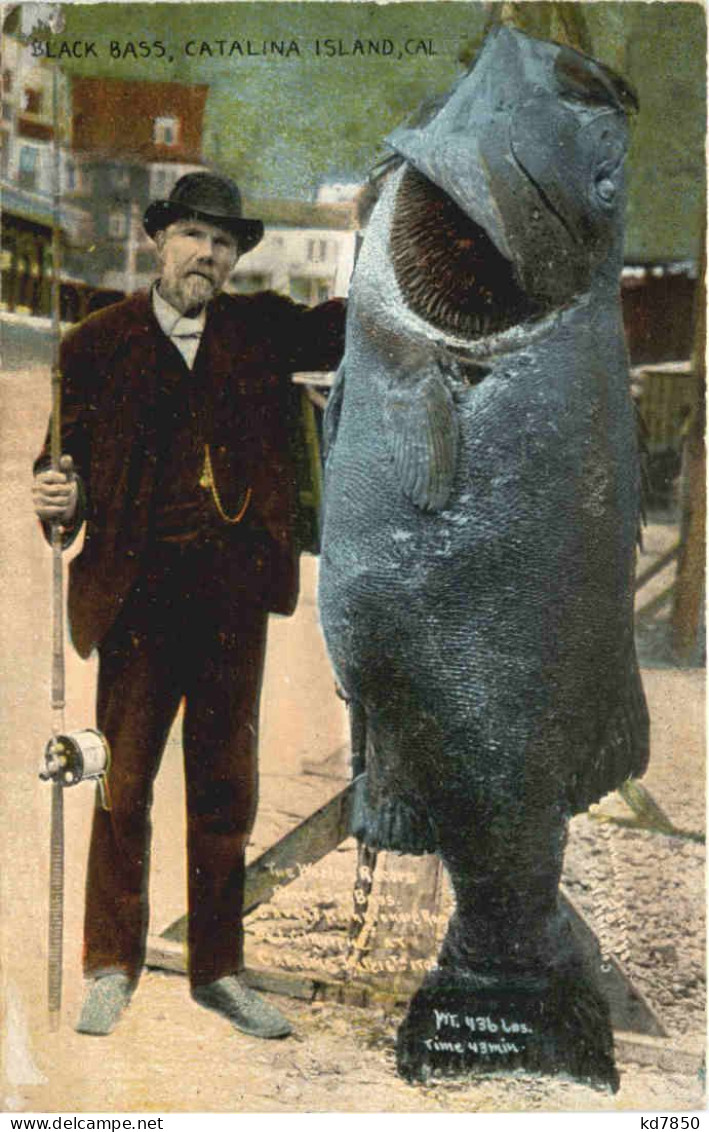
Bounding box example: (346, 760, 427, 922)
(32, 172, 345, 1039)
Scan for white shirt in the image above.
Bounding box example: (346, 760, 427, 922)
(152, 285, 206, 370)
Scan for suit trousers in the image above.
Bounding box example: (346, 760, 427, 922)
(83, 534, 270, 987)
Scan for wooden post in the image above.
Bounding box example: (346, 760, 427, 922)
(671, 236, 706, 664)
(348, 853, 444, 997)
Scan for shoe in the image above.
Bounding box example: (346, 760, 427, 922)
(76, 973, 132, 1036)
(192, 975, 292, 1039)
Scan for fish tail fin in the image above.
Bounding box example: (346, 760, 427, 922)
(396, 962, 619, 1090)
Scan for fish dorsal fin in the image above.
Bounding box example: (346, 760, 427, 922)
(385, 369, 458, 512)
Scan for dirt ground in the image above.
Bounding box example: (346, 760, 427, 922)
(0, 351, 705, 1114)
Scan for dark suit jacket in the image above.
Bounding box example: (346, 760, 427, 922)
(36, 289, 345, 658)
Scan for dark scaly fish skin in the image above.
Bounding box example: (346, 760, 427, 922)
(318, 28, 648, 1087)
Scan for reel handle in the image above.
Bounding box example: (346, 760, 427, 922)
(40, 730, 112, 811)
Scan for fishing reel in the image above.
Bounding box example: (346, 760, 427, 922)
(40, 729, 111, 809)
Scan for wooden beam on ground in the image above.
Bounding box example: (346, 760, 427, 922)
(151, 878, 666, 1040)
(301, 743, 349, 781)
(636, 584, 676, 622)
(614, 1031, 705, 1077)
(159, 781, 357, 942)
(635, 543, 681, 593)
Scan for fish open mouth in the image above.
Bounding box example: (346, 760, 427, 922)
(389, 164, 553, 339)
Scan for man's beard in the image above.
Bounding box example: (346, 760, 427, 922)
(162, 271, 217, 314)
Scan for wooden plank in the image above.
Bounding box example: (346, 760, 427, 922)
(291, 371, 335, 388)
(635, 542, 680, 592)
(346, 852, 443, 995)
(146, 938, 318, 1001)
(346, 842, 379, 969)
(150, 890, 666, 1040)
(636, 583, 675, 622)
(614, 1031, 705, 1077)
(671, 233, 705, 662)
(672, 397, 706, 660)
(301, 743, 349, 781)
(630, 361, 693, 379)
(159, 781, 357, 942)
(146, 936, 186, 974)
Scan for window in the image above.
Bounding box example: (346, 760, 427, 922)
(108, 209, 128, 239)
(151, 166, 169, 194)
(150, 166, 182, 198)
(113, 166, 130, 188)
(289, 277, 311, 304)
(22, 88, 42, 114)
(153, 116, 179, 147)
(18, 145, 37, 188)
(231, 273, 270, 295)
(2, 102, 12, 122)
(2, 70, 11, 94)
(64, 160, 77, 191)
(306, 239, 328, 263)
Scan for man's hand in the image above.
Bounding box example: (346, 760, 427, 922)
(33, 455, 78, 524)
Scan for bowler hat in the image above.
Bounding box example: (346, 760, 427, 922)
(143, 171, 264, 252)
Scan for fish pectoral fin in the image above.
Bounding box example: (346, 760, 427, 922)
(385, 370, 458, 512)
(323, 362, 346, 459)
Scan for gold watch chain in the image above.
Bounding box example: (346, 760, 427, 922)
(200, 445, 252, 524)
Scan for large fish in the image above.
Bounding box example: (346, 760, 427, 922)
(318, 27, 648, 1089)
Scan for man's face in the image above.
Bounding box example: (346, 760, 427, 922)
(155, 218, 239, 314)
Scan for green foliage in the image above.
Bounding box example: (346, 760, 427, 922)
(41, 2, 707, 259)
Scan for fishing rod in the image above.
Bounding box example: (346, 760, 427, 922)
(38, 64, 110, 1032)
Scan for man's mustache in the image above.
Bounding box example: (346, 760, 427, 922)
(186, 268, 217, 284)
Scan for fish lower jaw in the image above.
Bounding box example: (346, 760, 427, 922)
(429, 304, 566, 362)
(377, 277, 571, 364)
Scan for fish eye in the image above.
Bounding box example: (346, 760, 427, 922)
(595, 177, 616, 205)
